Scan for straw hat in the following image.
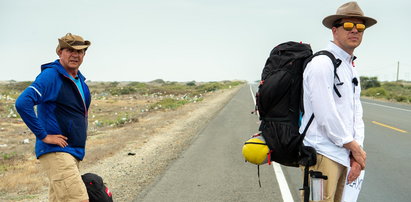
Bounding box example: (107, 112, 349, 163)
(56, 33, 91, 54)
(322, 1, 377, 29)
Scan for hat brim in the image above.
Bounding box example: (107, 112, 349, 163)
(322, 14, 377, 29)
(56, 39, 91, 54)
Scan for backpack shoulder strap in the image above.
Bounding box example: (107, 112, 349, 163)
(301, 113, 314, 138)
(306, 50, 342, 97)
(313, 50, 342, 69)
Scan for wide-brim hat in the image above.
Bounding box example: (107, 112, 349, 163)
(56, 33, 91, 55)
(322, 1, 377, 29)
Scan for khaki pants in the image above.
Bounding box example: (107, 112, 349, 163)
(39, 152, 88, 202)
(300, 154, 347, 202)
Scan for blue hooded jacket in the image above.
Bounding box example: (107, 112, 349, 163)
(15, 60, 91, 160)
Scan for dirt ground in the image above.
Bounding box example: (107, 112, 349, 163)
(0, 84, 243, 201)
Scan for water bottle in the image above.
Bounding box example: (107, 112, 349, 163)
(310, 171, 328, 201)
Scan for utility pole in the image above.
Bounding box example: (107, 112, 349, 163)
(396, 61, 399, 82)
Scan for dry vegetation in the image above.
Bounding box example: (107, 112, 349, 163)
(0, 79, 244, 201)
(360, 77, 411, 103)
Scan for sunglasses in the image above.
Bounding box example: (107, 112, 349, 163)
(334, 22, 366, 32)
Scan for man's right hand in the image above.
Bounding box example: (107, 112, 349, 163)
(344, 141, 366, 169)
(42, 135, 68, 148)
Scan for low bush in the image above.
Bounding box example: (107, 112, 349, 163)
(360, 76, 380, 89)
(150, 98, 190, 110)
(362, 87, 387, 97)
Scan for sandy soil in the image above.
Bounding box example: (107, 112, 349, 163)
(18, 85, 242, 202)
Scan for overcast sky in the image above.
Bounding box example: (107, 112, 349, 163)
(1, 0, 410, 82)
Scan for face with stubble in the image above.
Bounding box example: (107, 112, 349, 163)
(332, 18, 365, 55)
(57, 48, 86, 71)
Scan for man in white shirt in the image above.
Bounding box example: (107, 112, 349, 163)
(299, 2, 377, 201)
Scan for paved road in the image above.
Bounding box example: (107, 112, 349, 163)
(136, 85, 283, 202)
(357, 99, 411, 202)
(137, 84, 411, 202)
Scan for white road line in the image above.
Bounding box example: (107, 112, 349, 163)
(273, 163, 295, 202)
(249, 84, 294, 202)
(249, 84, 257, 112)
(362, 101, 411, 113)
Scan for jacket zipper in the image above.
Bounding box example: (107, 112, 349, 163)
(64, 75, 88, 117)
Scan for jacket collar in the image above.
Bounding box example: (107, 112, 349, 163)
(41, 59, 86, 81)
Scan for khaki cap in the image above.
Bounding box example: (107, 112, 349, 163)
(322, 1, 377, 29)
(56, 33, 91, 55)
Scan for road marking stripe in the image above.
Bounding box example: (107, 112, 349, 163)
(371, 121, 407, 133)
(249, 84, 257, 115)
(362, 101, 411, 113)
(249, 84, 294, 202)
(272, 163, 295, 202)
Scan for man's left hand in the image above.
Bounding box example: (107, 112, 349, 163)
(347, 159, 362, 184)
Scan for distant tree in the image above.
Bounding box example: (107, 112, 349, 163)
(151, 79, 165, 84)
(360, 76, 380, 90)
(186, 81, 196, 86)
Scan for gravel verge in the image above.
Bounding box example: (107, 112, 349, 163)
(31, 85, 242, 202)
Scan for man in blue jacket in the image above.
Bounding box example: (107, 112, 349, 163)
(16, 33, 92, 202)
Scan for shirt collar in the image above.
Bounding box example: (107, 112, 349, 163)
(327, 41, 357, 64)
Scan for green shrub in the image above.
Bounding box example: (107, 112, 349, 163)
(362, 87, 387, 97)
(1, 152, 17, 160)
(95, 113, 134, 127)
(393, 95, 407, 102)
(150, 98, 190, 110)
(196, 82, 223, 92)
(227, 81, 244, 87)
(109, 87, 137, 95)
(127, 82, 147, 88)
(127, 82, 149, 93)
(151, 79, 165, 84)
(186, 81, 196, 86)
(360, 76, 380, 89)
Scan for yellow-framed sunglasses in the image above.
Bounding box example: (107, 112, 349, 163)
(334, 22, 366, 32)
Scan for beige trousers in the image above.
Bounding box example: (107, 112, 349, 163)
(39, 152, 88, 202)
(301, 154, 347, 202)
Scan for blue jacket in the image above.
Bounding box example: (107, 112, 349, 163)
(15, 60, 91, 160)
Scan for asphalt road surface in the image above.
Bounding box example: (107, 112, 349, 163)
(136, 85, 283, 202)
(136, 84, 411, 202)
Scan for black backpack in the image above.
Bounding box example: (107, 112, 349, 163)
(81, 173, 113, 202)
(255, 41, 341, 201)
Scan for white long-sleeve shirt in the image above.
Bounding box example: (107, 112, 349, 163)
(299, 41, 365, 167)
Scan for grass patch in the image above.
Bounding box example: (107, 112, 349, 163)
(150, 98, 190, 110)
(1, 152, 17, 160)
(362, 87, 387, 98)
(0, 164, 8, 174)
(92, 113, 139, 128)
